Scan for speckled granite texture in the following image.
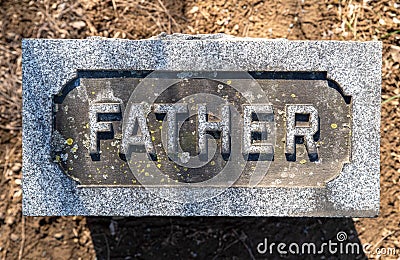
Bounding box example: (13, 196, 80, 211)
(22, 34, 381, 216)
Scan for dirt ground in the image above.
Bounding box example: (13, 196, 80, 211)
(0, 0, 399, 259)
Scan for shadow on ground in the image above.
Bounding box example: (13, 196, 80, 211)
(87, 217, 366, 259)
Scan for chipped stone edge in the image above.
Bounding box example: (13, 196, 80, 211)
(22, 35, 381, 216)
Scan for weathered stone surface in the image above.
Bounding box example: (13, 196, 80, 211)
(22, 34, 381, 216)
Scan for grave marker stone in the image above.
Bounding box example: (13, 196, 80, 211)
(22, 35, 381, 216)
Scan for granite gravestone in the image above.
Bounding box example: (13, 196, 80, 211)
(22, 34, 381, 216)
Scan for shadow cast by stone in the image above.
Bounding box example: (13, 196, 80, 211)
(87, 217, 366, 259)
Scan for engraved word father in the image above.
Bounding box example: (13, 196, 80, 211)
(89, 102, 319, 161)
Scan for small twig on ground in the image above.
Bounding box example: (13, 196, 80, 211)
(18, 216, 26, 260)
(103, 233, 110, 260)
(111, 0, 119, 18)
(0, 45, 18, 55)
(0, 125, 22, 131)
(156, 0, 181, 32)
(2, 239, 9, 260)
(382, 94, 400, 105)
(370, 230, 396, 252)
(232, 229, 255, 260)
(1, 146, 10, 182)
